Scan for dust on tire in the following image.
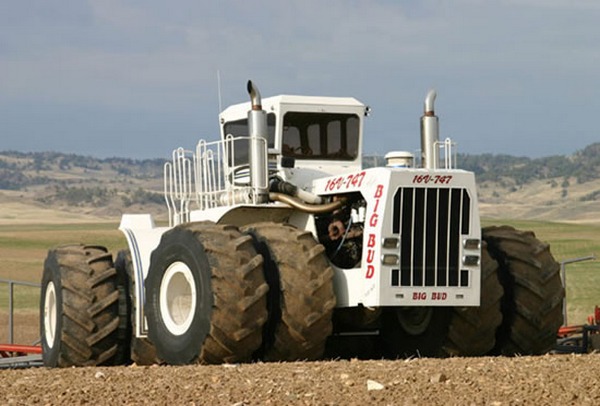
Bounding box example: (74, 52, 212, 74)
(483, 225, 565, 355)
(40, 244, 124, 367)
(242, 222, 336, 361)
(144, 221, 268, 365)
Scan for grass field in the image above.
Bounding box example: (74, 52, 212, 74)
(0, 219, 598, 344)
(0, 222, 126, 343)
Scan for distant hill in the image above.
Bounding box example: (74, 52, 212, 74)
(363, 142, 600, 185)
(1, 143, 599, 223)
(458, 143, 600, 185)
(0, 151, 165, 221)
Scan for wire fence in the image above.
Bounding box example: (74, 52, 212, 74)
(0, 279, 40, 345)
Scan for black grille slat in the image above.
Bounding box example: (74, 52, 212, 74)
(425, 189, 438, 286)
(399, 188, 413, 284)
(437, 189, 449, 286)
(412, 189, 425, 286)
(392, 186, 471, 288)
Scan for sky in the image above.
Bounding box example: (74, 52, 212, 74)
(1, 0, 599, 159)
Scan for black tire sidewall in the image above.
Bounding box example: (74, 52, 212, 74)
(40, 250, 63, 367)
(145, 227, 213, 365)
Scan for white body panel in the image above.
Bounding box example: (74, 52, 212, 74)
(312, 166, 481, 307)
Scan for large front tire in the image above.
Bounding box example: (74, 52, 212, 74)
(483, 225, 565, 355)
(145, 222, 268, 365)
(40, 245, 122, 367)
(442, 242, 504, 356)
(242, 222, 336, 361)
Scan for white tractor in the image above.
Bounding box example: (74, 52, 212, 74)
(40, 81, 565, 366)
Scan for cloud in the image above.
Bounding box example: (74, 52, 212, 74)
(1, 1, 599, 157)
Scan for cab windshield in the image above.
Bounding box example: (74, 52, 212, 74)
(282, 112, 359, 161)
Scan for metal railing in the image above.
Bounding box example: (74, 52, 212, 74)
(163, 136, 267, 226)
(560, 255, 596, 326)
(0, 279, 40, 345)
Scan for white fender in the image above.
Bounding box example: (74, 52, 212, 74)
(119, 214, 171, 337)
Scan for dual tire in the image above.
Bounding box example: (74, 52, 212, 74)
(40, 245, 126, 367)
(381, 227, 564, 358)
(242, 222, 336, 361)
(40, 222, 333, 366)
(144, 221, 335, 364)
(483, 225, 565, 355)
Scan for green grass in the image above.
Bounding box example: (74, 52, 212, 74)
(0, 222, 128, 337)
(1, 219, 599, 325)
(0, 284, 40, 313)
(0, 222, 126, 282)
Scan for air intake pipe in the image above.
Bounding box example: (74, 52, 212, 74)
(420, 89, 439, 169)
(247, 80, 269, 203)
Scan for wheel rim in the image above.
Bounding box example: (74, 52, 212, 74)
(394, 307, 433, 335)
(43, 281, 57, 349)
(159, 261, 197, 336)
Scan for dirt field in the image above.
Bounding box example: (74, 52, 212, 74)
(0, 354, 598, 405)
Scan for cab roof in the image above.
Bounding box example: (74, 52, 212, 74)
(219, 95, 366, 122)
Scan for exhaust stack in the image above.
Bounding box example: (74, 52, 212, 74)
(420, 89, 439, 169)
(247, 80, 269, 203)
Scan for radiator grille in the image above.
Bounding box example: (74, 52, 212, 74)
(391, 187, 471, 287)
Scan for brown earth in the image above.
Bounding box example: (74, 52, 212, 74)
(1, 354, 600, 405)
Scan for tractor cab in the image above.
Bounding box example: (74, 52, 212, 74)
(218, 95, 368, 187)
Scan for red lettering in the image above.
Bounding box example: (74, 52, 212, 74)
(374, 184, 384, 198)
(366, 265, 374, 279)
(413, 292, 427, 300)
(366, 249, 375, 263)
(367, 234, 376, 248)
(432, 292, 448, 301)
(369, 213, 378, 227)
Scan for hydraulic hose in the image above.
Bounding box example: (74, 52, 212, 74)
(269, 178, 323, 204)
(269, 193, 344, 214)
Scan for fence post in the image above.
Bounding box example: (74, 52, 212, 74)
(8, 281, 14, 344)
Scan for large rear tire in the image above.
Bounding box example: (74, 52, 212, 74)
(145, 222, 268, 365)
(442, 242, 504, 356)
(242, 222, 336, 361)
(483, 225, 565, 355)
(40, 245, 123, 367)
(114, 250, 160, 365)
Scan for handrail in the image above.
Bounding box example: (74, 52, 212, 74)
(434, 137, 457, 169)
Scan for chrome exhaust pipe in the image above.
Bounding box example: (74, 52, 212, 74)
(247, 80, 269, 203)
(248, 80, 262, 110)
(420, 89, 439, 169)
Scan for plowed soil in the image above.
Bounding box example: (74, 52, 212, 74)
(1, 354, 600, 405)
